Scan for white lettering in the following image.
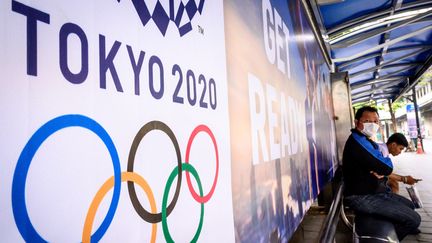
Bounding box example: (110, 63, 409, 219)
(266, 83, 280, 160)
(248, 73, 269, 165)
(275, 11, 285, 74)
(248, 73, 306, 164)
(280, 93, 292, 156)
(262, 0, 275, 64)
(262, 0, 291, 78)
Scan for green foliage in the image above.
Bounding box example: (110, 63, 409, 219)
(418, 67, 432, 86)
(352, 99, 406, 114)
(391, 99, 406, 112)
(419, 68, 432, 82)
(352, 101, 376, 111)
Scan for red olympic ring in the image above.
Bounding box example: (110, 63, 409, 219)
(185, 124, 219, 203)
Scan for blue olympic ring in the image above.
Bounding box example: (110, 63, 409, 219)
(11, 114, 121, 242)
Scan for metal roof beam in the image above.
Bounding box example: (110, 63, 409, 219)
(373, 87, 400, 94)
(394, 50, 432, 101)
(352, 99, 371, 104)
(352, 85, 400, 94)
(301, 0, 333, 67)
(332, 25, 432, 63)
(331, 10, 432, 48)
(338, 45, 431, 70)
(352, 93, 396, 103)
(307, 0, 334, 64)
(352, 96, 372, 103)
(352, 94, 396, 104)
(374, 0, 403, 80)
(377, 64, 421, 80)
(351, 79, 405, 102)
(351, 76, 406, 89)
(327, 0, 432, 35)
(351, 93, 373, 100)
(374, 81, 404, 90)
(338, 53, 382, 71)
(352, 87, 399, 99)
(350, 62, 421, 78)
(351, 81, 390, 91)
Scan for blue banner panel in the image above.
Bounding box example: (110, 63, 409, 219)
(224, 0, 338, 241)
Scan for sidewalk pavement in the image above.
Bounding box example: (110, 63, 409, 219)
(392, 138, 432, 242)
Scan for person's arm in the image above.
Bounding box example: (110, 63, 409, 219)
(388, 173, 422, 185)
(361, 146, 393, 176)
(351, 133, 393, 175)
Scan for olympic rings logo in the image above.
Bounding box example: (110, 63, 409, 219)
(11, 114, 219, 242)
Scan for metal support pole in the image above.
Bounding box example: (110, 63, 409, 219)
(412, 86, 424, 149)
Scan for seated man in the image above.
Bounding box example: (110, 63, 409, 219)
(378, 133, 422, 193)
(343, 106, 421, 241)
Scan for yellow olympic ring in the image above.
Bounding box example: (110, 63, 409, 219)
(82, 172, 157, 243)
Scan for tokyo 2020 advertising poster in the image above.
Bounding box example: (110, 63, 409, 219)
(0, 0, 235, 242)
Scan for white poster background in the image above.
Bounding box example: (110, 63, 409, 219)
(0, 0, 234, 242)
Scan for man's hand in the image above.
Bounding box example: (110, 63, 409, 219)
(404, 175, 422, 185)
(370, 171, 385, 179)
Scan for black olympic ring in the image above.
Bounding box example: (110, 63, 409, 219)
(127, 120, 182, 224)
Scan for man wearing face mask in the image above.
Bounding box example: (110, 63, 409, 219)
(343, 106, 421, 241)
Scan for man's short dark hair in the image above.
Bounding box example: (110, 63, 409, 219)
(387, 133, 409, 147)
(354, 106, 379, 120)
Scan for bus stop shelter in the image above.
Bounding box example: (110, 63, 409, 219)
(309, 0, 432, 105)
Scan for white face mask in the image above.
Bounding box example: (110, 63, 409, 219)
(362, 122, 380, 137)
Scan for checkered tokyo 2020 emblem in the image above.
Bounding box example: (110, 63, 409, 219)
(117, 0, 205, 36)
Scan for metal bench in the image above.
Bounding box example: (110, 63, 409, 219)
(317, 176, 398, 243)
(353, 213, 399, 243)
(338, 190, 399, 243)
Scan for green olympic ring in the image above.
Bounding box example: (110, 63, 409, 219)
(162, 163, 204, 243)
